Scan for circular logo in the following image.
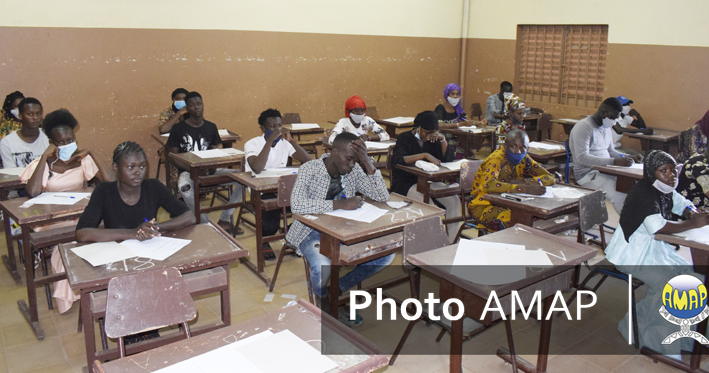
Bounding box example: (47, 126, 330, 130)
(663, 275, 707, 319)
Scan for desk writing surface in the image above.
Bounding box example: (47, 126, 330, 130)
(0, 172, 22, 187)
(168, 151, 244, 169)
(482, 184, 592, 218)
(394, 164, 460, 181)
(625, 128, 680, 141)
(527, 140, 566, 156)
(60, 223, 248, 291)
(323, 140, 395, 156)
(284, 124, 326, 136)
(0, 187, 93, 225)
(591, 165, 643, 180)
(228, 171, 280, 192)
(406, 225, 596, 299)
(99, 300, 388, 373)
(294, 193, 443, 245)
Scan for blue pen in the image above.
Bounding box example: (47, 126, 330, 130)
(143, 217, 157, 232)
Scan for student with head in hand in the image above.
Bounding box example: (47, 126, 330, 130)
(611, 95, 651, 156)
(391, 110, 460, 241)
(0, 91, 24, 140)
(468, 129, 554, 232)
(328, 95, 390, 144)
(158, 88, 189, 134)
(287, 132, 390, 325)
(0, 97, 49, 168)
(244, 108, 312, 260)
(434, 83, 488, 158)
(485, 81, 514, 126)
(604, 150, 709, 359)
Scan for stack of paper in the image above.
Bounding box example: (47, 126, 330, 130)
(550, 187, 587, 199)
(440, 159, 467, 171)
(383, 116, 415, 124)
(528, 142, 565, 151)
(221, 148, 245, 156)
(458, 126, 485, 133)
(324, 202, 388, 223)
(450, 240, 552, 285)
(252, 168, 298, 178)
(218, 129, 230, 137)
(289, 123, 320, 130)
(191, 149, 230, 158)
(676, 226, 709, 245)
(20, 192, 92, 207)
(71, 237, 193, 266)
(607, 163, 643, 170)
(365, 141, 395, 149)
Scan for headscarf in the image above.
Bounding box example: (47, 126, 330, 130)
(413, 111, 439, 131)
(344, 95, 366, 118)
(443, 83, 465, 121)
(2, 91, 24, 120)
(619, 150, 677, 241)
(696, 110, 709, 139)
(505, 95, 525, 112)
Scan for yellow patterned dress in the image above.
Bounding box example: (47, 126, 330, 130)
(468, 147, 554, 231)
(0, 116, 21, 139)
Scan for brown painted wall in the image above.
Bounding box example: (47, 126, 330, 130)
(0, 27, 460, 174)
(463, 38, 709, 147)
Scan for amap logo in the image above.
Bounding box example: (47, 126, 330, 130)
(659, 274, 709, 345)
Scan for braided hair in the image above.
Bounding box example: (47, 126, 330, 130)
(112, 141, 145, 165)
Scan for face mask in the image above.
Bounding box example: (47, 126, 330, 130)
(350, 113, 365, 124)
(57, 142, 78, 161)
(414, 128, 421, 141)
(264, 129, 281, 145)
(174, 100, 186, 110)
(653, 177, 678, 194)
(10, 108, 19, 119)
(505, 149, 527, 166)
(503, 92, 513, 99)
(602, 117, 616, 128)
(447, 97, 461, 106)
(622, 105, 631, 115)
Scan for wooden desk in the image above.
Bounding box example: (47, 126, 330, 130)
(227, 171, 291, 285)
(168, 151, 245, 221)
(395, 164, 461, 204)
(439, 126, 496, 158)
(483, 184, 593, 227)
(151, 129, 241, 148)
(591, 165, 643, 193)
(0, 171, 24, 200)
(323, 140, 395, 156)
(625, 129, 680, 155)
(527, 141, 567, 163)
(376, 118, 415, 138)
(99, 299, 388, 373)
(407, 224, 596, 373)
(294, 193, 444, 318)
(0, 187, 93, 340)
(550, 117, 585, 137)
(61, 223, 248, 372)
(284, 124, 325, 138)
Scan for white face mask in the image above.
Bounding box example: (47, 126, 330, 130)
(447, 97, 461, 106)
(602, 117, 616, 128)
(10, 108, 19, 119)
(350, 113, 365, 124)
(653, 178, 678, 194)
(622, 105, 631, 115)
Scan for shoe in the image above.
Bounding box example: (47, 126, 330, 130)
(338, 305, 364, 327)
(262, 242, 276, 261)
(217, 220, 244, 235)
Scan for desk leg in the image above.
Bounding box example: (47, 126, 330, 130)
(509, 211, 534, 228)
(536, 295, 554, 372)
(191, 170, 201, 222)
(82, 290, 97, 373)
(449, 286, 464, 373)
(254, 192, 264, 274)
(321, 234, 341, 319)
(18, 227, 44, 340)
(221, 264, 231, 326)
(386, 125, 396, 139)
(416, 176, 430, 204)
(1, 206, 21, 285)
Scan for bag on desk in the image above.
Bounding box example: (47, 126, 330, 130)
(415, 160, 439, 172)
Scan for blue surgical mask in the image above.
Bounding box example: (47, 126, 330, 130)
(57, 142, 78, 161)
(174, 100, 186, 110)
(264, 129, 281, 145)
(505, 149, 526, 166)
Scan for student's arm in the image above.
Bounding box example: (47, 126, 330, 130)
(248, 129, 283, 174)
(289, 164, 336, 214)
(524, 159, 556, 186)
(73, 150, 114, 182)
(368, 119, 390, 141)
(628, 109, 646, 129)
(612, 123, 651, 135)
(282, 128, 312, 165)
(24, 145, 56, 197)
(392, 132, 441, 166)
(480, 158, 542, 194)
(158, 108, 187, 134)
(74, 185, 138, 243)
(155, 180, 196, 232)
(656, 211, 709, 235)
(570, 123, 621, 167)
(328, 120, 346, 144)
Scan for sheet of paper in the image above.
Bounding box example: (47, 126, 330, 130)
(252, 168, 298, 178)
(324, 202, 388, 223)
(218, 129, 230, 137)
(289, 123, 320, 130)
(550, 187, 587, 199)
(281, 294, 297, 299)
(451, 240, 551, 285)
(440, 159, 467, 171)
(511, 186, 554, 199)
(238, 330, 338, 373)
(365, 141, 394, 149)
(0, 167, 24, 176)
(20, 192, 91, 207)
(676, 226, 709, 244)
(383, 116, 415, 124)
(191, 149, 230, 158)
(71, 242, 137, 267)
(119, 237, 191, 261)
(386, 201, 410, 209)
(606, 163, 643, 170)
(558, 118, 580, 123)
(221, 148, 245, 156)
(263, 294, 274, 302)
(528, 141, 565, 151)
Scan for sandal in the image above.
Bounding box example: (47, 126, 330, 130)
(262, 243, 276, 261)
(218, 220, 244, 235)
(338, 305, 364, 327)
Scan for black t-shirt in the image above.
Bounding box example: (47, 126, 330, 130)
(166, 120, 221, 153)
(390, 129, 455, 195)
(325, 177, 344, 200)
(76, 179, 190, 231)
(435, 104, 467, 123)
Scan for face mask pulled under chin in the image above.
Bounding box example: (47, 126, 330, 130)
(447, 97, 461, 106)
(350, 113, 365, 124)
(653, 177, 678, 194)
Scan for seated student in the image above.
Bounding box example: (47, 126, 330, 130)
(287, 132, 391, 323)
(605, 150, 709, 359)
(158, 88, 189, 134)
(1, 91, 24, 140)
(75, 141, 195, 341)
(611, 95, 651, 155)
(19, 109, 113, 313)
(569, 97, 643, 214)
(0, 97, 49, 168)
(677, 145, 709, 209)
(244, 108, 312, 260)
(165, 91, 243, 233)
(494, 95, 526, 148)
(328, 95, 390, 143)
(468, 129, 554, 232)
(485, 81, 514, 126)
(391, 111, 460, 242)
(677, 109, 709, 163)
(434, 83, 488, 158)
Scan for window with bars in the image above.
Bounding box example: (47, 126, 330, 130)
(515, 25, 608, 108)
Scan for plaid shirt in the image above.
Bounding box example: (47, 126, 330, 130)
(286, 153, 389, 247)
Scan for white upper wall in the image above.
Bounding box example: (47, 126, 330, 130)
(468, 0, 709, 47)
(0, 0, 465, 39)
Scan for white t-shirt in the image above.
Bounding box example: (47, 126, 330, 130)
(243, 135, 296, 173)
(328, 117, 390, 144)
(0, 130, 49, 168)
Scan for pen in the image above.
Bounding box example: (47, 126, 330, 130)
(143, 217, 157, 232)
(537, 178, 543, 186)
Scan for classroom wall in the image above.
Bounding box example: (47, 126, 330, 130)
(463, 0, 709, 143)
(0, 0, 465, 173)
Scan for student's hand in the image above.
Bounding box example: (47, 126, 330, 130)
(429, 132, 445, 143)
(350, 139, 369, 163)
(479, 118, 489, 126)
(359, 134, 370, 142)
(281, 127, 294, 142)
(339, 196, 364, 210)
(520, 184, 547, 195)
(689, 211, 709, 229)
(613, 157, 634, 167)
(68, 149, 90, 163)
(628, 109, 640, 117)
(641, 128, 654, 135)
(424, 153, 441, 166)
(630, 154, 643, 164)
(135, 220, 160, 241)
(177, 107, 188, 117)
(42, 144, 58, 159)
(266, 128, 283, 145)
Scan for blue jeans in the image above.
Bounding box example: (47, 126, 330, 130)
(299, 230, 396, 298)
